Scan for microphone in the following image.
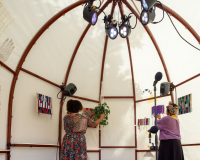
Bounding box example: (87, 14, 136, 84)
(153, 72, 162, 86)
(148, 126, 158, 134)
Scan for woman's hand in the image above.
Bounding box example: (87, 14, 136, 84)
(95, 113, 106, 126)
(154, 113, 161, 119)
(100, 113, 106, 119)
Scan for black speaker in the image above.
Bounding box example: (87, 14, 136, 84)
(61, 83, 77, 97)
(160, 82, 170, 96)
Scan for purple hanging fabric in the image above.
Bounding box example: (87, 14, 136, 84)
(152, 105, 165, 116)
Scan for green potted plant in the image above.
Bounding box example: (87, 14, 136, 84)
(92, 102, 110, 126)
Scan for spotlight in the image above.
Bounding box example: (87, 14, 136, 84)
(83, 0, 98, 25)
(104, 15, 118, 40)
(118, 14, 136, 38)
(106, 22, 118, 39)
(140, 8, 155, 25)
(119, 24, 131, 38)
(141, 0, 157, 11)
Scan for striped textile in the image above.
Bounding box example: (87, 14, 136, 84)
(36, 93, 53, 115)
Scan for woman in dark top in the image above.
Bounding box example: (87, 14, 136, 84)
(60, 99, 105, 160)
(156, 103, 184, 160)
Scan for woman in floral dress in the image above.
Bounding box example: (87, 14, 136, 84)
(60, 99, 105, 160)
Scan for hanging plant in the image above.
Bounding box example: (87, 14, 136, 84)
(92, 102, 110, 126)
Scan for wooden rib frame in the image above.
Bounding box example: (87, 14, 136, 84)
(3, 0, 199, 160)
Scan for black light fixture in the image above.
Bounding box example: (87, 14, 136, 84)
(119, 24, 131, 38)
(83, 0, 99, 25)
(57, 83, 77, 100)
(61, 83, 77, 97)
(140, 8, 155, 25)
(119, 13, 137, 38)
(104, 15, 118, 40)
(141, 0, 157, 11)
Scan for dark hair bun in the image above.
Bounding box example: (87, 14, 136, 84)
(67, 99, 83, 113)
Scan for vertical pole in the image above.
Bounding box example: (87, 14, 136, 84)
(154, 86, 158, 160)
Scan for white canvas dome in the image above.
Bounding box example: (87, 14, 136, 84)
(0, 0, 200, 159)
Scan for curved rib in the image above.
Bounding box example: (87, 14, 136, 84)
(135, 0, 200, 43)
(6, 0, 86, 156)
(161, 4, 200, 43)
(60, 0, 113, 152)
(118, 1, 137, 147)
(122, 0, 174, 103)
(98, 1, 116, 148)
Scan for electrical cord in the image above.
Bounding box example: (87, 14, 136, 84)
(128, 13, 137, 29)
(152, 1, 164, 24)
(57, 91, 62, 99)
(175, 87, 177, 104)
(157, 1, 200, 51)
(84, 0, 101, 9)
(96, 0, 101, 9)
(98, 8, 106, 16)
(56, 135, 59, 160)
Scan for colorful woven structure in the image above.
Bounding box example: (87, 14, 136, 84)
(36, 93, 53, 115)
(178, 94, 192, 115)
(152, 105, 165, 116)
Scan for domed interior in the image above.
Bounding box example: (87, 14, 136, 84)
(0, 0, 200, 159)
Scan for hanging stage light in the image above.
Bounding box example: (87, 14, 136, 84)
(83, 0, 99, 25)
(141, 0, 157, 11)
(105, 21, 118, 39)
(119, 14, 137, 38)
(104, 15, 118, 40)
(140, 0, 157, 25)
(119, 24, 131, 38)
(140, 8, 155, 25)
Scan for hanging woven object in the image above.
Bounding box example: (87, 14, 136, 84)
(36, 93, 53, 115)
(178, 94, 192, 115)
(138, 118, 150, 130)
(151, 105, 165, 117)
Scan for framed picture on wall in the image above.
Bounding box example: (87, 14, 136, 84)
(36, 93, 53, 115)
(178, 93, 192, 115)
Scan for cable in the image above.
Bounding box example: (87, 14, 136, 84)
(152, 1, 164, 24)
(160, 1, 200, 51)
(56, 135, 59, 160)
(98, 8, 106, 16)
(128, 13, 137, 29)
(57, 91, 62, 99)
(175, 87, 177, 104)
(84, 0, 87, 8)
(97, 0, 101, 9)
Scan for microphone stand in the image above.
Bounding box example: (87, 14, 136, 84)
(153, 82, 158, 160)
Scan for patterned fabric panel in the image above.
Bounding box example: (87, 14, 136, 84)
(152, 105, 165, 115)
(36, 93, 52, 115)
(178, 94, 192, 115)
(64, 114, 96, 135)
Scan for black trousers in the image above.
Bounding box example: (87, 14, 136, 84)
(158, 139, 184, 160)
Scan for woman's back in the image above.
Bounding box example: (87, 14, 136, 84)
(157, 115, 181, 140)
(64, 113, 96, 135)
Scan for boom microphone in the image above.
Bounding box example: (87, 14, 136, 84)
(153, 72, 162, 86)
(148, 126, 158, 134)
(155, 72, 162, 81)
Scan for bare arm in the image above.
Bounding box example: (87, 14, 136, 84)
(95, 113, 106, 126)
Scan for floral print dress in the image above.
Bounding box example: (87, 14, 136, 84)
(60, 113, 96, 160)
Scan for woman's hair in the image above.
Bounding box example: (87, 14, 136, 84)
(166, 103, 178, 115)
(67, 99, 83, 113)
